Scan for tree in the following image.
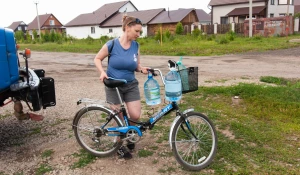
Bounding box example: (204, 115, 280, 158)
(14, 31, 24, 42)
(175, 22, 184, 35)
(32, 29, 38, 40)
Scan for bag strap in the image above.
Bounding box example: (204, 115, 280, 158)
(108, 39, 114, 65)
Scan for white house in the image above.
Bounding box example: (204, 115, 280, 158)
(268, 0, 295, 17)
(64, 1, 138, 39)
(208, 0, 297, 24)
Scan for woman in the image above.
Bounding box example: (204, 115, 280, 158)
(94, 15, 148, 159)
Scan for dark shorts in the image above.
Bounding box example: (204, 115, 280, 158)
(105, 79, 140, 104)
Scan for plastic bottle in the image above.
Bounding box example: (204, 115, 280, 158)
(144, 72, 161, 105)
(177, 56, 189, 91)
(165, 66, 182, 102)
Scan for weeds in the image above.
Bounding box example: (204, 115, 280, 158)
(138, 150, 153, 157)
(180, 77, 300, 174)
(41, 149, 54, 158)
(71, 149, 96, 169)
(35, 164, 52, 175)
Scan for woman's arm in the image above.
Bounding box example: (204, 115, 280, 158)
(136, 49, 149, 74)
(94, 44, 109, 81)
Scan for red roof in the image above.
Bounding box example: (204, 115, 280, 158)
(65, 1, 131, 27)
(27, 14, 63, 30)
(209, 0, 266, 6)
(101, 8, 165, 27)
(148, 9, 197, 24)
(7, 21, 26, 30)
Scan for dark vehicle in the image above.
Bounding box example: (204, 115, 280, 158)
(0, 27, 56, 118)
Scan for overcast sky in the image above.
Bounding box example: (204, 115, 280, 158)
(0, 0, 211, 27)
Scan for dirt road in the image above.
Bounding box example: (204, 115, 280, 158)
(0, 47, 299, 174)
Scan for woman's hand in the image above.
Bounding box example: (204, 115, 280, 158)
(140, 67, 150, 74)
(99, 71, 108, 82)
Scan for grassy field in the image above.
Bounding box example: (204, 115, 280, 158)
(174, 76, 300, 174)
(19, 34, 300, 56)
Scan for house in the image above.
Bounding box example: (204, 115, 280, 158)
(64, 1, 138, 39)
(195, 9, 211, 24)
(100, 8, 165, 37)
(208, 0, 268, 24)
(27, 13, 64, 38)
(7, 21, 28, 34)
(209, 0, 297, 24)
(295, 0, 300, 14)
(147, 8, 199, 36)
(268, 0, 295, 17)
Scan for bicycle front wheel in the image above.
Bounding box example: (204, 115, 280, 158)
(171, 112, 217, 171)
(73, 106, 123, 157)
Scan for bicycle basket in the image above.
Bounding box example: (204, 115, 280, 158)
(178, 67, 198, 94)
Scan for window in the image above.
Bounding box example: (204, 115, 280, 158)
(49, 20, 55, 26)
(221, 17, 228, 24)
(271, 0, 275, 5)
(279, 13, 286, 16)
(278, 0, 293, 5)
(91, 27, 95, 34)
(18, 26, 21, 30)
(109, 29, 113, 33)
(270, 13, 274, 17)
(25, 26, 27, 30)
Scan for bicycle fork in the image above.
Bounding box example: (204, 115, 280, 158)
(169, 109, 196, 149)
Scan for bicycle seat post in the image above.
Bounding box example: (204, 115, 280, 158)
(115, 87, 124, 107)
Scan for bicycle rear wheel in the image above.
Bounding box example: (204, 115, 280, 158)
(73, 106, 123, 157)
(171, 112, 217, 171)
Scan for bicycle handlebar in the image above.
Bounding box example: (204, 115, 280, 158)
(148, 68, 165, 85)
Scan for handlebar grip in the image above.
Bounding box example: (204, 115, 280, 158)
(148, 69, 158, 76)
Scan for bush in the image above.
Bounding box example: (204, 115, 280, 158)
(33, 30, 38, 40)
(43, 31, 50, 42)
(216, 37, 229, 44)
(192, 28, 201, 37)
(294, 12, 300, 19)
(85, 35, 94, 44)
(164, 29, 171, 39)
(14, 31, 24, 42)
(154, 29, 165, 42)
(25, 31, 32, 43)
(227, 30, 236, 41)
(49, 30, 56, 42)
(175, 22, 184, 35)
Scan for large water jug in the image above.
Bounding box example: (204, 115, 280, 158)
(144, 72, 161, 105)
(165, 65, 182, 102)
(177, 56, 189, 91)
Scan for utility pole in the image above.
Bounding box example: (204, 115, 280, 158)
(249, 0, 253, 37)
(287, 0, 290, 16)
(34, 1, 41, 39)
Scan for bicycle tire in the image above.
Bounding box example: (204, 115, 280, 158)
(73, 106, 123, 157)
(171, 112, 217, 171)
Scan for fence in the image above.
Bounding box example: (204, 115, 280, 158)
(195, 17, 299, 35)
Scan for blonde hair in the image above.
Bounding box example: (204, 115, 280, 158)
(122, 15, 142, 31)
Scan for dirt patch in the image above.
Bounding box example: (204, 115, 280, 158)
(0, 47, 300, 174)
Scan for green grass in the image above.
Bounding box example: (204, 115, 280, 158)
(19, 34, 300, 56)
(138, 149, 154, 157)
(35, 164, 52, 175)
(71, 149, 96, 169)
(41, 149, 54, 158)
(179, 77, 300, 174)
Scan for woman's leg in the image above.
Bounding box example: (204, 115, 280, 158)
(125, 100, 141, 122)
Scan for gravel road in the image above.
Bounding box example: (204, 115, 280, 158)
(0, 47, 299, 174)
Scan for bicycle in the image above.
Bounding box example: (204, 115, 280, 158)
(72, 62, 217, 171)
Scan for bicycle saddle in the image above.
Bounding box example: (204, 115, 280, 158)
(104, 77, 127, 88)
